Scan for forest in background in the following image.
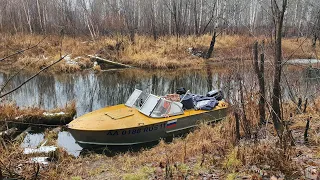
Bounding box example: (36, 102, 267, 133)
(0, 0, 319, 40)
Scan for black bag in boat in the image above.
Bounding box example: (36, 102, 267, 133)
(176, 87, 187, 95)
(180, 94, 194, 109)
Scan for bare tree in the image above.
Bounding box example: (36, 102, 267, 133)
(270, 0, 287, 140)
(312, 9, 320, 47)
(253, 41, 266, 126)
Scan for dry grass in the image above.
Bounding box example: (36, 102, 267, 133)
(1, 33, 318, 72)
(0, 140, 80, 180)
(237, 141, 301, 178)
(1, 105, 320, 179)
(282, 37, 320, 59)
(82, 119, 234, 179)
(67, 99, 319, 179)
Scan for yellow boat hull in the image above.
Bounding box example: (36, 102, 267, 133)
(68, 103, 228, 146)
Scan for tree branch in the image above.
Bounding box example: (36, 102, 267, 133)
(0, 58, 42, 94)
(0, 55, 67, 99)
(0, 36, 47, 62)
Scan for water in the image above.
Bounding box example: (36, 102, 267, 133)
(20, 129, 82, 157)
(0, 69, 222, 116)
(1, 64, 320, 156)
(57, 131, 82, 156)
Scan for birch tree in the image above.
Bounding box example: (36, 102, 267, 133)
(0, 0, 317, 37)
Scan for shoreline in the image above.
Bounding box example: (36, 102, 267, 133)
(0, 34, 319, 73)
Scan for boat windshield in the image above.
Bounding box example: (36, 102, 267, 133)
(125, 89, 143, 107)
(139, 94, 184, 118)
(126, 89, 184, 118)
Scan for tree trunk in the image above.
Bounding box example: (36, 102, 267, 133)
(151, 3, 158, 41)
(193, 0, 198, 35)
(303, 98, 308, 113)
(206, 31, 217, 59)
(312, 34, 317, 48)
(22, 0, 33, 34)
(234, 111, 240, 143)
(304, 117, 311, 144)
(297, 97, 302, 113)
(271, 0, 287, 140)
(36, 0, 43, 32)
(253, 41, 266, 125)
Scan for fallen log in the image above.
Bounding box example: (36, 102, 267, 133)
(14, 111, 76, 125)
(0, 102, 76, 129)
(1, 113, 75, 129)
(88, 55, 133, 68)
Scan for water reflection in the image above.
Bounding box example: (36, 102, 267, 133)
(21, 133, 44, 148)
(1, 68, 229, 117)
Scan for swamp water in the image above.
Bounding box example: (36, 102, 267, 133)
(1, 64, 319, 156)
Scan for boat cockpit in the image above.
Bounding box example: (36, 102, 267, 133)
(125, 89, 184, 118)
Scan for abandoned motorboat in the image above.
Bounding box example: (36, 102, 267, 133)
(68, 89, 228, 147)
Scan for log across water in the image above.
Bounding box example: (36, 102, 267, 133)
(88, 55, 133, 68)
(0, 102, 76, 129)
(1, 111, 75, 129)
